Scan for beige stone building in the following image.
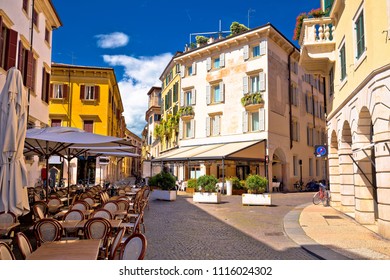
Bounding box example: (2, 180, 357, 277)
(154, 23, 327, 191)
(299, 0, 390, 237)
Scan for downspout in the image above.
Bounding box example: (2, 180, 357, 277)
(68, 67, 72, 126)
(26, 0, 35, 124)
(288, 49, 294, 149)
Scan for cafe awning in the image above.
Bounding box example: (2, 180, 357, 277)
(153, 140, 266, 162)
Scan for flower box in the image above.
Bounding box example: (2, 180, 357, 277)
(242, 193, 271, 206)
(153, 189, 177, 201)
(193, 192, 221, 204)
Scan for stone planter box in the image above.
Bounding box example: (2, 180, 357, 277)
(232, 189, 246, 195)
(186, 188, 195, 194)
(193, 192, 221, 204)
(242, 193, 271, 206)
(153, 189, 177, 201)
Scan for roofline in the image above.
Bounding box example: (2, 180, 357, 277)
(47, 0, 63, 28)
(158, 51, 183, 80)
(146, 86, 162, 96)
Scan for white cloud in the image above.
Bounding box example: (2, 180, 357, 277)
(102, 53, 173, 136)
(95, 32, 129, 49)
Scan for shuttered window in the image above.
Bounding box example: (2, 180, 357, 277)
(355, 11, 365, 59)
(0, 17, 18, 71)
(83, 120, 94, 133)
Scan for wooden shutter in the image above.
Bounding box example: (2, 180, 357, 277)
(192, 62, 196, 75)
(0, 17, 3, 66)
(191, 89, 196, 105)
(206, 85, 210, 105)
(179, 119, 183, 139)
(260, 40, 266, 55)
(6, 29, 18, 70)
(18, 41, 23, 72)
(63, 84, 68, 99)
(206, 57, 211, 71)
(26, 50, 33, 89)
(214, 115, 220, 135)
(242, 111, 248, 133)
(259, 108, 265, 131)
(94, 85, 100, 101)
(220, 53, 225, 67)
(49, 84, 53, 99)
(206, 117, 211, 136)
(180, 65, 185, 78)
(190, 119, 195, 138)
(80, 85, 85, 100)
(243, 76, 248, 94)
(259, 72, 266, 91)
(243, 45, 249, 60)
(219, 82, 224, 102)
(180, 90, 184, 106)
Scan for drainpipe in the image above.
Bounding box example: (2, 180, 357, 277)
(288, 49, 294, 149)
(26, 0, 35, 123)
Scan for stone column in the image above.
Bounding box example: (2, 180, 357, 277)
(338, 141, 355, 213)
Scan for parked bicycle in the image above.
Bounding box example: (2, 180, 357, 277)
(312, 182, 330, 206)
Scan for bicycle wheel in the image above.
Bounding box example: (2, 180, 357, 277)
(312, 191, 321, 205)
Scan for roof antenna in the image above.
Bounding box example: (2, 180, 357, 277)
(248, 8, 256, 28)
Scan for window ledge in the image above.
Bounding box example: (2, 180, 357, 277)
(354, 51, 367, 71)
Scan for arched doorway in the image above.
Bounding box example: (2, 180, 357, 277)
(339, 121, 355, 213)
(354, 107, 378, 224)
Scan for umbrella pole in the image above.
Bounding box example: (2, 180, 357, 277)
(46, 141, 49, 201)
(67, 148, 71, 206)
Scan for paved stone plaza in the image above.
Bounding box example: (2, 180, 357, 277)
(143, 192, 317, 260)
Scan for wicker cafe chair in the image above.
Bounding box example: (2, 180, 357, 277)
(15, 232, 33, 260)
(33, 218, 63, 247)
(47, 197, 63, 215)
(62, 209, 84, 237)
(91, 209, 112, 220)
(83, 217, 112, 259)
(102, 201, 119, 217)
(32, 201, 48, 221)
(108, 226, 125, 260)
(0, 241, 16, 260)
(119, 233, 147, 260)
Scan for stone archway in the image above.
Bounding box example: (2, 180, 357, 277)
(329, 130, 341, 207)
(354, 107, 378, 224)
(339, 121, 355, 213)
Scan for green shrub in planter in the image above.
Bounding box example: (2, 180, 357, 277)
(229, 176, 244, 190)
(245, 175, 268, 194)
(187, 178, 197, 189)
(197, 175, 218, 193)
(148, 171, 176, 191)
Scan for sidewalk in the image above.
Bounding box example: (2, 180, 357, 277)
(285, 203, 390, 260)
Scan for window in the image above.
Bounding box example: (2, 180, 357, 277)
(291, 61, 298, 74)
(32, 8, 38, 28)
(149, 116, 153, 125)
(339, 43, 347, 81)
(41, 68, 50, 103)
(252, 45, 260, 57)
(0, 18, 18, 71)
(293, 156, 299, 177)
(45, 26, 50, 43)
(173, 82, 178, 102)
(355, 10, 365, 60)
(292, 119, 299, 141)
(180, 119, 195, 139)
(309, 158, 313, 177)
(316, 159, 321, 177)
(329, 67, 334, 97)
(154, 114, 161, 122)
(291, 84, 299, 106)
(51, 84, 68, 99)
(307, 126, 314, 146)
(206, 115, 221, 137)
(206, 54, 225, 71)
(243, 108, 265, 133)
(83, 120, 93, 133)
(243, 72, 266, 94)
(305, 94, 313, 114)
(51, 119, 61, 127)
(206, 82, 224, 104)
(22, 0, 29, 13)
(17, 42, 34, 89)
(188, 65, 192, 76)
(80, 85, 100, 101)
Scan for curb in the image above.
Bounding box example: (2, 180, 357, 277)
(283, 203, 351, 260)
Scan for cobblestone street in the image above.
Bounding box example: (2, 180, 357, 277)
(143, 192, 317, 260)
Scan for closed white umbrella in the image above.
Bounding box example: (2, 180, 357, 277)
(0, 67, 29, 216)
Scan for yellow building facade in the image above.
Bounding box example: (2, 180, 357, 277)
(299, 0, 390, 238)
(49, 63, 127, 185)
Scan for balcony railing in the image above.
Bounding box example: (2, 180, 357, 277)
(298, 17, 336, 75)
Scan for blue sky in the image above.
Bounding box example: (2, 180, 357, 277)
(51, 0, 319, 136)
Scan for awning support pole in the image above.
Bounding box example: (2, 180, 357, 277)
(222, 158, 225, 194)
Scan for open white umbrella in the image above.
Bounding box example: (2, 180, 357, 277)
(0, 67, 29, 216)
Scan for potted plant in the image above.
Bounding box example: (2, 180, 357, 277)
(193, 174, 221, 203)
(308, 8, 326, 18)
(196, 35, 208, 46)
(148, 169, 177, 201)
(293, 12, 308, 41)
(242, 175, 271, 205)
(231, 177, 246, 195)
(186, 178, 197, 194)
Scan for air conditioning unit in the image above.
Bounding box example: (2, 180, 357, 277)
(99, 156, 110, 165)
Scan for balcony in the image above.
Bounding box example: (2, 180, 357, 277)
(298, 17, 336, 76)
